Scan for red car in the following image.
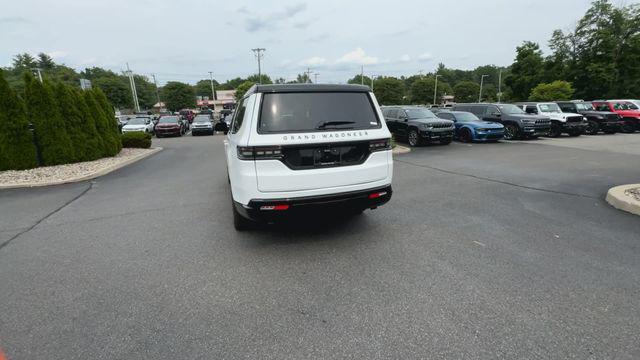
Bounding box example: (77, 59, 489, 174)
(592, 101, 640, 133)
(154, 116, 183, 137)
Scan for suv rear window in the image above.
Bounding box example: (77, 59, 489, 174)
(258, 92, 381, 133)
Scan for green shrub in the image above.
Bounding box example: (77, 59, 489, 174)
(83, 91, 117, 157)
(0, 69, 38, 170)
(92, 88, 122, 154)
(54, 83, 88, 162)
(121, 132, 152, 148)
(74, 89, 105, 161)
(23, 73, 75, 166)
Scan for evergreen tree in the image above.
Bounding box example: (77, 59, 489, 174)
(74, 89, 105, 160)
(23, 73, 75, 166)
(92, 88, 122, 154)
(84, 90, 119, 156)
(54, 83, 89, 162)
(0, 70, 38, 170)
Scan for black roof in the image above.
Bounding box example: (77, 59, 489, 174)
(245, 84, 371, 97)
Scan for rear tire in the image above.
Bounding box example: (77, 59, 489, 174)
(407, 129, 420, 147)
(621, 120, 636, 133)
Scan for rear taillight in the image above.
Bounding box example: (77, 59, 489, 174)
(369, 139, 391, 152)
(237, 146, 283, 160)
(259, 204, 289, 211)
(369, 191, 388, 199)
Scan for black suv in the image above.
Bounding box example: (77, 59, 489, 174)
(381, 106, 454, 146)
(452, 103, 551, 140)
(556, 101, 622, 135)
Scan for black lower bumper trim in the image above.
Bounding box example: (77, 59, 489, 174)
(235, 185, 393, 222)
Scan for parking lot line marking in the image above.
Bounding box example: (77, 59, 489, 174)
(473, 241, 486, 247)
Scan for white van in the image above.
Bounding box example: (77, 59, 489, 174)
(224, 84, 393, 230)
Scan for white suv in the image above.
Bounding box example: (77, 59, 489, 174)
(225, 84, 393, 230)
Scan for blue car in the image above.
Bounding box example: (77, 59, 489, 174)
(436, 110, 505, 142)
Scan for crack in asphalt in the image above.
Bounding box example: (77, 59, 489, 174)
(395, 159, 599, 200)
(0, 182, 94, 252)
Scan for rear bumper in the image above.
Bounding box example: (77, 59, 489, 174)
(235, 185, 392, 222)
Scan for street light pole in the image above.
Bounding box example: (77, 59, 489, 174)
(208, 71, 216, 102)
(126, 63, 140, 112)
(151, 74, 160, 106)
(433, 74, 442, 106)
(497, 69, 503, 103)
(479, 74, 489, 103)
(251, 48, 266, 84)
(314, 72, 319, 84)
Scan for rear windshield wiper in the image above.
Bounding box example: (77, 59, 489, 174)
(316, 121, 355, 130)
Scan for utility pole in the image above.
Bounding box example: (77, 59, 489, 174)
(313, 72, 319, 84)
(251, 48, 266, 84)
(479, 74, 489, 103)
(126, 63, 140, 112)
(208, 71, 216, 101)
(433, 74, 443, 106)
(361, 65, 364, 85)
(151, 74, 160, 106)
(304, 67, 312, 83)
(497, 69, 503, 103)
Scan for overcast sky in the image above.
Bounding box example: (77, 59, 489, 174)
(1, 0, 595, 85)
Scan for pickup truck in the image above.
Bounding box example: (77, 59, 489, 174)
(516, 102, 587, 137)
(592, 101, 640, 133)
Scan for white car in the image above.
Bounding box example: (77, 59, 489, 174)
(517, 102, 587, 137)
(225, 84, 393, 230)
(121, 117, 155, 134)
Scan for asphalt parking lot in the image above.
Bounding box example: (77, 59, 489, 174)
(1, 134, 639, 359)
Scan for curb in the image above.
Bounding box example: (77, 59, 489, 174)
(392, 145, 411, 155)
(605, 184, 640, 216)
(0, 147, 163, 190)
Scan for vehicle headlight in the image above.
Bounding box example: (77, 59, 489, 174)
(419, 124, 432, 130)
(522, 119, 535, 124)
(476, 128, 487, 132)
(583, 117, 588, 121)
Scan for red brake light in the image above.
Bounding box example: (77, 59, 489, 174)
(369, 191, 388, 199)
(259, 204, 290, 211)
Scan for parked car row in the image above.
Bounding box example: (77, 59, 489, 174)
(382, 99, 640, 146)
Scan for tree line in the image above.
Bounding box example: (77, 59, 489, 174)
(0, 70, 121, 171)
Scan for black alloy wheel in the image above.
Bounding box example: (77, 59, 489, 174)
(585, 120, 600, 135)
(504, 124, 518, 140)
(459, 128, 473, 143)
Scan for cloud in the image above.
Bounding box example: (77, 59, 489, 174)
(0, 16, 30, 25)
(306, 33, 330, 43)
(299, 56, 327, 67)
(293, 22, 309, 29)
(418, 53, 433, 62)
(47, 50, 68, 59)
(336, 48, 378, 65)
(399, 54, 411, 62)
(243, 3, 308, 32)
